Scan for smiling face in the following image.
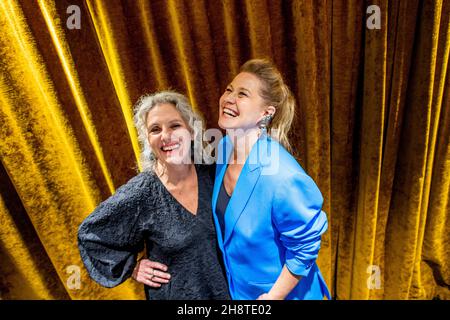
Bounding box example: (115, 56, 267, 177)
(146, 103, 192, 166)
(218, 72, 268, 131)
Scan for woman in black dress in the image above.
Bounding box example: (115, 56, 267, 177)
(77, 91, 229, 300)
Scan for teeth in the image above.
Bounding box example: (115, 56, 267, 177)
(223, 108, 238, 117)
(162, 143, 180, 151)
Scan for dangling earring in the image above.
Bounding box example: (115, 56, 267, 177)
(258, 114, 273, 133)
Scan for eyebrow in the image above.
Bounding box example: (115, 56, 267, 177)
(227, 84, 251, 94)
(147, 119, 183, 130)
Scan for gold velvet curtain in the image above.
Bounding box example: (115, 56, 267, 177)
(0, 0, 448, 300)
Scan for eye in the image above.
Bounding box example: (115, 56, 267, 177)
(238, 91, 248, 97)
(225, 87, 232, 93)
(171, 123, 181, 129)
(149, 127, 160, 134)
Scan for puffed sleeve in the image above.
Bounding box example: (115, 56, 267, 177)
(77, 175, 148, 288)
(272, 172, 328, 277)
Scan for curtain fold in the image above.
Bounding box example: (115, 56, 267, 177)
(384, 0, 450, 299)
(0, 0, 448, 299)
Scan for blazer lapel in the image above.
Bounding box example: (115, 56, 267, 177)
(223, 135, 270, 246)
(212, 136, 233, 250)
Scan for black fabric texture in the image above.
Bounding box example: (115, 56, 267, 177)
(78, 164, 230, 300)
(215, 180, 231, 242)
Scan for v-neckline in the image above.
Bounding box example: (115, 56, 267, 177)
(154, 165, 200, 217)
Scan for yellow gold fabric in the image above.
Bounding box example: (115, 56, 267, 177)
(0, 0, 448, 299)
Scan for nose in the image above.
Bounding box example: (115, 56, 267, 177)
(223, 91, 236, 104)
(161, 127, 172, 143)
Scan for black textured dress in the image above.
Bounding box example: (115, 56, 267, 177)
(78, 164, 230, 300)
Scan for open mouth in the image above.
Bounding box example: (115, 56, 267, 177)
(223, 107, 239, 117)
(161, 143, 181, 152)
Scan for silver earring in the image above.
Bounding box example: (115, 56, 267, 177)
(258, 114, 273, 130)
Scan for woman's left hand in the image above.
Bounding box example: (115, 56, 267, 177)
(257, 293, 277, 300)
(257, 292, 285, 300)
(257, 293, 270, 300)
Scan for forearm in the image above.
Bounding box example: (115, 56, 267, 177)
(268, 265, 302, 300)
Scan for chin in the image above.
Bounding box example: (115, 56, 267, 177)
(160, 157, 188, 166)
(164, 150, 192, 165)
(218, 117, 238, 130)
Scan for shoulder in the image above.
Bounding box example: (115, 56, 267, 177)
(264, 137, 307, 179)
(263, 138, 322, 193)
(79, 172, 157, 230)
(108, 171, 157, 204)
(118, 171, 155, 191)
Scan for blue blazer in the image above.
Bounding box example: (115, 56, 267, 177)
(212, 134, 331, 300)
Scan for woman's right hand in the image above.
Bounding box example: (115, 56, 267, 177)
(132, 259, 171, 288)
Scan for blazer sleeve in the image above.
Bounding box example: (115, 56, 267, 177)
(77, 175, 148, 288)
(272, 172, 328, 277)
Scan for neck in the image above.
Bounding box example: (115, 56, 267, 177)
(227, 127, 260, 165)
(155, 161, 194, 186)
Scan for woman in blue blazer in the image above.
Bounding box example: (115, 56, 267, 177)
(212, 133, 330, 299)
(212, 59, 330, 300)
(139, 59, 330, 300)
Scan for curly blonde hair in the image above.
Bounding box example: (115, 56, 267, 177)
(133, 91, 207, 171)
